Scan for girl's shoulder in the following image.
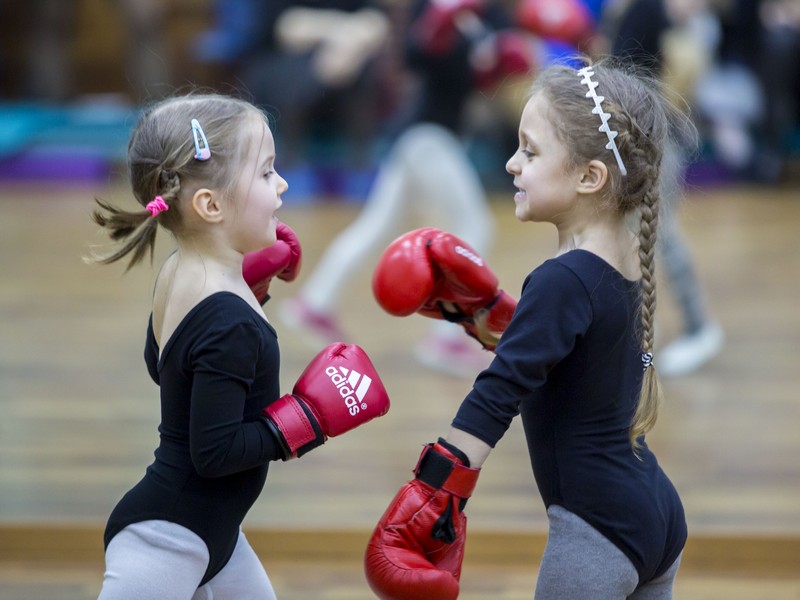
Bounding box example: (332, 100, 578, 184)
(528, 250, 600, 283)
(154, 292, 274, 369)
(524, 250, 638, 299)
(548, 249, 639, 285)
(169, 292, 263, 335)
(151, 252, 266, 347)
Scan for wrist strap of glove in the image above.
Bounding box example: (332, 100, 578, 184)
(414, 439, 480, 499)
(263, 395, 325, 460)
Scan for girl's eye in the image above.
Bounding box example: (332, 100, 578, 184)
(264, 170, 274, 179)
(522, 149, 535, 159)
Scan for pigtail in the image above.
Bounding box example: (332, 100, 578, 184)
(89, 199, 157, 270)
(88, 171, 181, 271)
(630, 176, 662, 452)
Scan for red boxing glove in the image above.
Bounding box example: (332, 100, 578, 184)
(263, 343, 390, 460)
(243, 221, 302, 304)
(411, 0, 485, 55)
(515, 0, 594, 48)
(365, 439, 480, 600)
(372, 227, 516, 350)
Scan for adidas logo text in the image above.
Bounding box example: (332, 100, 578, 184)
(325, 366, 372, 416)
(455, 245, 483, 267)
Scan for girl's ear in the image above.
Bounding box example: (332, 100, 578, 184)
(191, 188, 224, 223)
(576, 159, 608, 195)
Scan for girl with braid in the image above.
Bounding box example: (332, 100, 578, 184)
(365, 57, 692, 599)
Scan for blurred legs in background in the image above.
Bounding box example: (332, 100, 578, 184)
(658, 141, 724, 377)
(280, 123, 495, 377)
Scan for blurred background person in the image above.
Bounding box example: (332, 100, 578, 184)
(193, 0, 391, 181)
(754, 0, 800, 183)
(277, 0, 557, 377)
(689, 0, 799, 183)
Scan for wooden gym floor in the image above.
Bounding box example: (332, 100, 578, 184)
(1, 180, 799, 598)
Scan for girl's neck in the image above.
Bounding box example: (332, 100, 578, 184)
(556, 215, 640, 281)
(175, 230, 243, 268)
(151, 241, 262, 349)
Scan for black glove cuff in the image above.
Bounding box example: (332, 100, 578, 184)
(262, 397, 325, 461)
(416, 439, 471, 490)
(262, 416, 292, 460)
(293, 397, 326, 458)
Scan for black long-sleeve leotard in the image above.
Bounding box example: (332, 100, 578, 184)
(104, 292, 283, 585)
(453, 250, 686, 584)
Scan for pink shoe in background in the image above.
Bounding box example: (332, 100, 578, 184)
(278, 297, 347, 347)
(414, 333, 493, 378)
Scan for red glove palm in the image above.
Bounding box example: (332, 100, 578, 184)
(365, 440, 480, 600)
(372, 227, 516, 350)
(243, 221, 302, 304)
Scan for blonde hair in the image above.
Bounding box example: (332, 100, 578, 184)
(531, 57, 696, 451)
(89, 93, 268, 270)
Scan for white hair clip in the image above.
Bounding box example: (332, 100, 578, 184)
(191, 118, 211, 161)
(576, 66, 627, 176)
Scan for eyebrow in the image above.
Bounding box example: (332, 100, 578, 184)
(260, 154, 275, 169)
(520, 131, 538, 150)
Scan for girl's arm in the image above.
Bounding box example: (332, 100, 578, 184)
(445, 426, 492, 468)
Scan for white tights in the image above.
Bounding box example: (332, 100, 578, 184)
(98, 520, 277, 600)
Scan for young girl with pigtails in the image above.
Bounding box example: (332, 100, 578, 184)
(88, 93, 390, 599)
(366, 57, 694, 599)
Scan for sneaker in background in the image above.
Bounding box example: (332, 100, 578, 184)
(658, 323, 724, 378)
(278, 297, 347, 347)
(414, 334, 493, 378)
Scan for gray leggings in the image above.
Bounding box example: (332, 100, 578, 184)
(535, 506, 681, 600)
(98, 520, 277, 600)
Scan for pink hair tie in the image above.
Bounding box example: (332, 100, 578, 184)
(146, 196, 169, 218)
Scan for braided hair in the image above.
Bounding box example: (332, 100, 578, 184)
(530, 57, 696, 451)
